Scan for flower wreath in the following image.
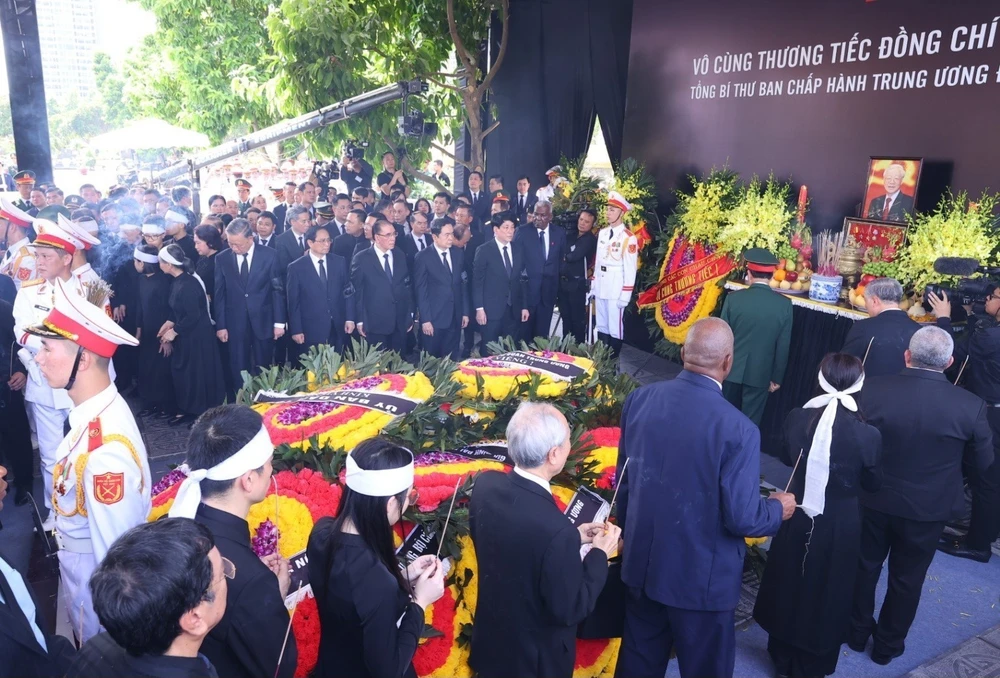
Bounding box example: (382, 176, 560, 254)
(453, 351, 595, 400)
(651, 234, 726, 346)
(253, 373, 435, 450)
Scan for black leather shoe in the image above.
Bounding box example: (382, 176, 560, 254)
(846, 638, 867, 653)
(871, 646, 904, 665)
(14, 488, 31, 507)
(937, 540, 991, 563)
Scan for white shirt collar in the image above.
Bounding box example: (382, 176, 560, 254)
(7, 236, 29, 253)
(241, 242, 256, 263)
(885, 190, 900, 200)
(699, 374, 723, 390)
(309, 251, 324, 265)
(434, 244, 449, 256)
(68, 383, 119, 431)
(495, 238, 511, 252)
(374, 244, 391, 259)
(513, 466, 551, 494)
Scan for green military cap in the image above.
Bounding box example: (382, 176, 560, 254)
(235, 178, 252, 189)
(64, 194, 85, 209)
(743, 247, 778, 274)
(35, 205, 71, 223)
(13, 170, 35, 185)
(315, 201, 334, 218)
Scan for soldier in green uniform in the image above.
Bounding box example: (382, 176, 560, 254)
(720, 247, 793, 426)
(12, 170, 36, 215)
(235, 178, 252, 216)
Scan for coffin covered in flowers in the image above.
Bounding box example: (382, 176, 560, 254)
(149, 433, 623, 678)
(452, 350, 596, 400)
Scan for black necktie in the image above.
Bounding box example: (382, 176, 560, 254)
(298, 235, 305, 250)
(318, 258, 327, 285)
(62, 417, 71, 436)
(538, 229, 546, 259)
(383, 253, 392, 279)
(442, 251, 451, 274)
(418, 238, 425, 251)
(503, 245, 512, 276)
(520, 195, 525, 211)
(240, 254, 249, 284)
(473, 193, 478, 205)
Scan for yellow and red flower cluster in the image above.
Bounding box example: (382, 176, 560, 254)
(452, 351, 595, 400)
(253, 372, 435, 451)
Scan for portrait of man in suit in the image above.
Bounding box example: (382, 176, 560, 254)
(863, 160, 920, 224)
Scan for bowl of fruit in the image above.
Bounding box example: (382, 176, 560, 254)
(770, 230, 813, 295)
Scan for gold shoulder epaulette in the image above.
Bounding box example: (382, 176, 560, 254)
(21, 278, 44, 288)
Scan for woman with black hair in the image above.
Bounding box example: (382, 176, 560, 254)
(193, 225, 223, 318)
(133, 244, 176, 418)
(157, 244, 224, 426)
(307, 438, 446, 678)
(753, 353, 883, 677)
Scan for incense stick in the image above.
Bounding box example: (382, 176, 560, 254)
(862, 337, 874, 366)
(274, 581, 304, 678)
(605, 458, 630, 529)
(954, 355, 970, 385)
(784, 448, 804, 493)
(435, 477, 462, 559)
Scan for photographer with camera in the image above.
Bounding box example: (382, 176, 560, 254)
(928, 287, 1000, 562)
(340, 142, 375, 193)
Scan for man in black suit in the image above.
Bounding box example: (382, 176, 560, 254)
(865, 164, 914, 223)
(559, 209, 598, 343)
(842, 277, 919, 377)
(513, 175, 538, 224)
(287, 225, 355, 357)
(274, 206, 311, 277)
(415, 218, 468, 359)
(333, 208, 366, 263)
(351, 219, 412, 353)
(329, 193, 351, 238)
(399, 210, 432, 272)
(849, 327, 994, 665)
(271, 181, 296, 236)
(390, 198, 412, 239)
(514, 199, 564, 342)
(463, 171, 492, 224)
(0, 465, 76, 676)
(453, 219, 484, 358)
(469, 402, 620, 678)
(254, 211, 278, 248)
(473, 211, 528, 354)
(214, 219, 286, 386)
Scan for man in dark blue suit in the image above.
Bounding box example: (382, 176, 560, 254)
(514, 200, 564, 342)
(350, 219, 413, 353)
(287, 225, 355, 357)
(415, 218, 468, 359)
(214, 218, 287, 388)
(614, 317, 795, 678)
(473, 211, 529, 355)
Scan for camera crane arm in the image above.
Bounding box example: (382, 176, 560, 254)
(152, 79, 425, 207)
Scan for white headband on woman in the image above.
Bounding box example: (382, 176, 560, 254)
(168, 426, 275, 519)
(134, 248, 159, 264)
(345, 450, 414, 497)
(158, 248, 184, 267)
(141, 223, 165, 235)
(799, 370, 865, 517)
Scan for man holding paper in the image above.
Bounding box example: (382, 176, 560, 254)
(169, 404, 297, 678)
(469, 402, 620, 678)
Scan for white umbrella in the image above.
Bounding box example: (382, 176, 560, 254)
(89, 119, 211, 151)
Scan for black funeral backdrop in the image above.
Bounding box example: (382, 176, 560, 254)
(622, 0, 1000, 229)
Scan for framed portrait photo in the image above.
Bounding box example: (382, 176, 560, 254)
(861, 157, 922, 224)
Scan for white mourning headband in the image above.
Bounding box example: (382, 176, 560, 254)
(134, 248, 159, 264)
(158, 248, 184, 267)
(164, 208, 188, 224)
(75, 219, 99, 235)
(345, 449, 414, 497)
(141, 223, 165, 235)
(168, 426, 275, 519)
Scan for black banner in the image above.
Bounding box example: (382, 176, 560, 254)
(491, 352, 587, 381)
(396, 524, 440, 565)
(284, 548, 312, 607)
(254, 388, 419, 416)
(564, 486, 611, 526)
(442, 442, 512, 466)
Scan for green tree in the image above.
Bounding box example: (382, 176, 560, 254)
(47, 93, 110, 155)
(93, 52, 133, 128)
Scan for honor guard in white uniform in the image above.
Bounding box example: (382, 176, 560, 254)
(57, 215, 113, 317)
(0, 197, 36, 287)
(535, 166, 563, 203)
(26, 278, 147, 643)
(13, 218, 95, 526)
(590, 191, 638, 359)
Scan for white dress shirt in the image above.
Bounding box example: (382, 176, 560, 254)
(309, 252, 326, 278)
(374, 244, 393, 276)
(514, 466, 552, 494)
(0, 556, 47, 651)
(699, 373, 723, 391)
(435, 245, 451, 272)
(410, 232, 427, 251)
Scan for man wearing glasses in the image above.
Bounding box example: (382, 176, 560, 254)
(414, 217, 469, 359)
(286, 225, 355, 357)
(842, 278, 919, 378)
(350, 219, 414, 353)
(168, 405, 297, 678)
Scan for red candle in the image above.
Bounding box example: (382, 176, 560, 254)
(797, 185, 808, 224)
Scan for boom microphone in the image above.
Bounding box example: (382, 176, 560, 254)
(933, 257, 981, 276)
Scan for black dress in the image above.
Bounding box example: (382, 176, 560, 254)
(167, 273, 224, 416)
(753, 407, 883, 677)
(307, 519, 424, 678)
(195, 251, 218, 319)
(135, 271, 176, 412)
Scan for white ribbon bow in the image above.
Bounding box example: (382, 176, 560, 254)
(799, 371, 864, 517)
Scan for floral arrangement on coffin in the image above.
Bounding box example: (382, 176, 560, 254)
(453, 350, 596, 400)
(896, 190, 1000, 293)
(252, 372, 436, 451)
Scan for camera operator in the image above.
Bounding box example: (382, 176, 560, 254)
(928, 289, 1000, 562)
(377, 151, 410, 200)
(340, 151, 374, 193)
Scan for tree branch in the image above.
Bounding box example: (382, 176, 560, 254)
(447, 0, 478, 84)
(481, 120, 500, 139)
(431, 141, 474, 172)
(432, 71, 465, 79)
(425, 76, 464, 94)
(479, 0, 510, 96)
(400, 155, 451, 195)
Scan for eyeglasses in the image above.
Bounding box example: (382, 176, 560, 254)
(377, 232, 397, 239)
(407, 487, 419, 506)
(221, 556, 236, 581)
(313, 238, 332, 244)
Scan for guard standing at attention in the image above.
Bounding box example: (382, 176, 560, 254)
(590, 191, 638, 360)
(0, 197, 37, 288)
(235, 179, 253, 217)
(720, 248, 793, 426)
(12, 170, 37, 215)
(26, 278, 149, 643)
